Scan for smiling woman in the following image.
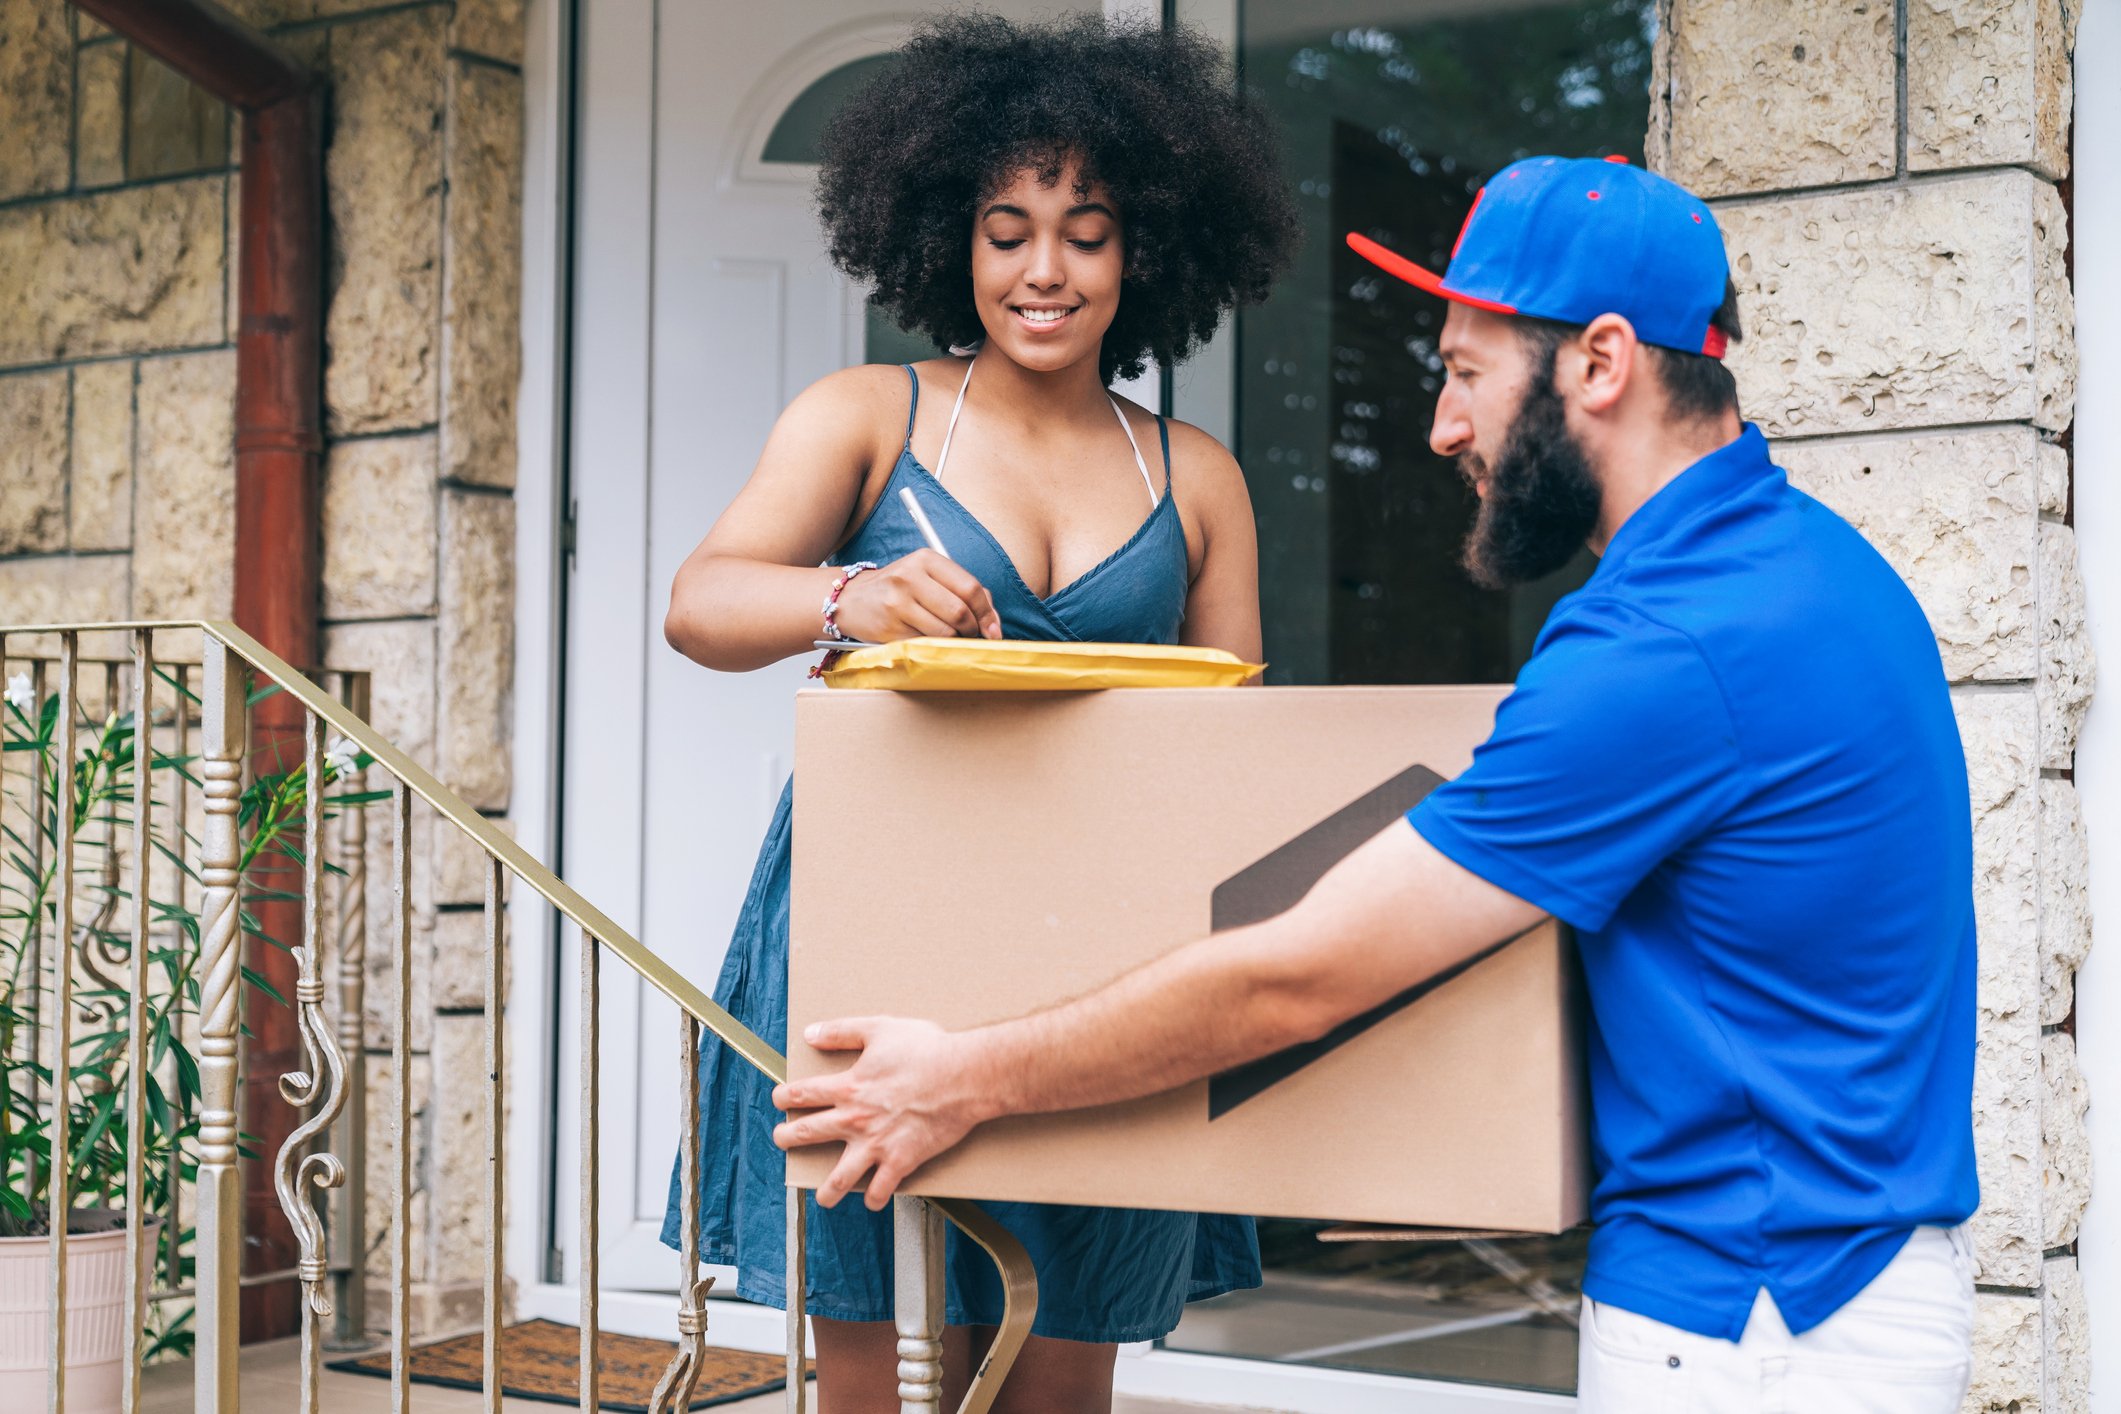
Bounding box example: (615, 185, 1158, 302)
(653, 12, 1299, 1413)
(816, 12, 1300, 385)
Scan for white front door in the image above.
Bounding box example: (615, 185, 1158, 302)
(558, 0, 1096, 1296)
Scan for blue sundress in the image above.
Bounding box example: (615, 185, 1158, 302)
(658, 360, 1262, 1342)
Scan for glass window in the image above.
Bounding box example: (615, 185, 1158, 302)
(866, 302, 938, 367)
(757, 53, 941, 365)
(1238, 0, 1653, 689)
(1164, 0, 1655, 1395)
(761, 53, 901, 164)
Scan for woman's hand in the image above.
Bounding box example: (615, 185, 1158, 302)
(834, 550, 1003, 642)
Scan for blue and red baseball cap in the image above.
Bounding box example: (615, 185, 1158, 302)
(1347, 155, 1731, 358)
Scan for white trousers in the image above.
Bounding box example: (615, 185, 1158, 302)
(1575, 1227, 1974, 1414)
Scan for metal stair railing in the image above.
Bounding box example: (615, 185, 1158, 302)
(1, 620, 1034, 1414)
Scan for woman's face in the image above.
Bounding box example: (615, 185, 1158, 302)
(969, 158, 1123, 375)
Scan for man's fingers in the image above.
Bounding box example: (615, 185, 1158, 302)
(801, 1017, 876, 1052)
(816, 1144, 875, 1210)
(771, 1073, 851, 1112)
(771, 1110, 854, 1150)
(865, 1153, 915, 1211)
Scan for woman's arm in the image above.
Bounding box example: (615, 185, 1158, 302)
(1167, 420, 1264, 672)
(665, 366, 999, 672)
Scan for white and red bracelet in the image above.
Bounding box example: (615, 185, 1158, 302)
(811, 561, 880, 678)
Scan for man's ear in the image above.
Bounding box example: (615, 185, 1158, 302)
(1574, 313, 1638, 416)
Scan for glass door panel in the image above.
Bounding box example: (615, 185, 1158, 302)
(1165, 0, 1654, 1394)
(1238, 0, 1653, 688)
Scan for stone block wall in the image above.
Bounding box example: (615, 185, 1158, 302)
(1657, 1, 2091, 1407)
(0, 0, 525, 1337)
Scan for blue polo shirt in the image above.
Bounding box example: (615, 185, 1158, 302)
(1409, 425, 1978, 1341)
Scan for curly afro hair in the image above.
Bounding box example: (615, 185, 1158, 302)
(816, 12, 1301, 385)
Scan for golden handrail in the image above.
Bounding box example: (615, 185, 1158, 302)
(7, 621, 1035, 1414)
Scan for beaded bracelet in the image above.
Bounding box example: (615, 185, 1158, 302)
(811, 561, 880, 679)
(821, 561, 880, 642)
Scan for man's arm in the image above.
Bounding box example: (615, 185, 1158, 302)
(771, 818, 1542, 1209)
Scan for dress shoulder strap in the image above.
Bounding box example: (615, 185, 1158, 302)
(901, 364, 920, 448)
(1105, 397, 1160, 509)
(932, 357, 977, 482)
(1156, 415, 1173, 497)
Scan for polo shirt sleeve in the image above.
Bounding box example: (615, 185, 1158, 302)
(1408, 598, 1749, 932)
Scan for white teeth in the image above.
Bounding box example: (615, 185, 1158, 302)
(1019, 307, 1069, 323)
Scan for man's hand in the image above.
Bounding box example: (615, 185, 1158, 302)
(771, 1017, 991, 1210)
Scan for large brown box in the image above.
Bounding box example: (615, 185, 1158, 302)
(788, 687, 1590, 1233)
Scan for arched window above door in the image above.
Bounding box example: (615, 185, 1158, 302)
(750, 48, 932, 364)
(759, 53, 901, 165)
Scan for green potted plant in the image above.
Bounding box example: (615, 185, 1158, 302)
(0, 670, 373, 1409)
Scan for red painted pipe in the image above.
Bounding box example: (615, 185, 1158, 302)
(230, 90, 325, 683)
(70, 0, 322, 1343)
(72, 0, 324, 674)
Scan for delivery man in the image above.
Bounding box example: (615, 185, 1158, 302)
(772, 156, 1980, 1412)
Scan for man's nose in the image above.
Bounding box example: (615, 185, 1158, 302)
(1430, 385, 1473, 458)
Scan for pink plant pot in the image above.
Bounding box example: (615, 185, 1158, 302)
(0, 1212, 163, 1413)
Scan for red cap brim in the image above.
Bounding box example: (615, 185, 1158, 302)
(1345, 233, 1517, 316)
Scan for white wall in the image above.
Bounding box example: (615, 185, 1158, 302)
(2066, 2, 2120, 1401)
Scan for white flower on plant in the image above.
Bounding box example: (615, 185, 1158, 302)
(323, 735, 361, 778)
(4, 672, 32, 715)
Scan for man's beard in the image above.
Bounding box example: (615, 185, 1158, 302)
(1457, 358, 1603, 590)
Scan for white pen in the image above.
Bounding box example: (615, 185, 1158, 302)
(899, 486, 952, 560)
(899, 485, 1001, 641)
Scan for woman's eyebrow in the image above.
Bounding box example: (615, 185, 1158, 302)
(978, 201, 1116, 221)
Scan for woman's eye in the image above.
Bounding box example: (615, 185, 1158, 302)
(987, 238, 1026, 250)
(1070, 239, 1108, 252)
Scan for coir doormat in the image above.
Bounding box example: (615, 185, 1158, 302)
(329, 1317, 806, 1410)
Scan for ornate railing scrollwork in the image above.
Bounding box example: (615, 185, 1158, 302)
(274, 717, 352, 1336)
(647, 1271, 717, 1413)
(275, 971, 350, 1316)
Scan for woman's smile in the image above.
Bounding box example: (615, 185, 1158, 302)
(1012, 302, 1083, 332)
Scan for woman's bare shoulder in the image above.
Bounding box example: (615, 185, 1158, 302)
(779, 361, 918, 434)
(1103, 394, 1241, 479)
(1157, 415, 1251, 516)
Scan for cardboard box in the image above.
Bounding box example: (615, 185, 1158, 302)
(788, 687, 1590, 1233)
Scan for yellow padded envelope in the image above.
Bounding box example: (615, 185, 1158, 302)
(822, 637, 1264, 691)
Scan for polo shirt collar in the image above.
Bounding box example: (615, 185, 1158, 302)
(1594, 423, 1777, 575)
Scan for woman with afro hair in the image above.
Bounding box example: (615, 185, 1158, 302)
(659, 13, 1299, 1409)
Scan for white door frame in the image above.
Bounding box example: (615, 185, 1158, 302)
(2065, 3, 2121, 1403)
(506, 0, 573, 1303)
(510, 1, 1571, 1407)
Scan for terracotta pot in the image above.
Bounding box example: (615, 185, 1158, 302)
(0, 1210, 163, 1413)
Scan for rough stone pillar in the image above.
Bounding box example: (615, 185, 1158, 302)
(1655, 2, 2089, 1408)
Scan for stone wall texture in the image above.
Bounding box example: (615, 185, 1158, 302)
(1663, 0, 2088, 1404)
(0, 0, 525, 1340)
